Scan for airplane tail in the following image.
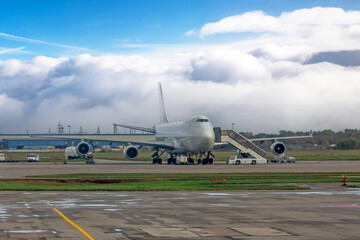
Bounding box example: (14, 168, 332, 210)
(159, 82, 169, 124)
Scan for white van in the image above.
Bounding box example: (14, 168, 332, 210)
(27, 154, 39, 162)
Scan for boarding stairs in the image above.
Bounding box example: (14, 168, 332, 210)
(221, 130, 267, 160)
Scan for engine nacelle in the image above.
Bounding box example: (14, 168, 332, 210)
(123, 146, 138, 160)
(271, 142, 286, 155)
(76, 142, 94, 157)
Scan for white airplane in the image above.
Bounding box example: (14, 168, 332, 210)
(34, 83, 216, 164)
(32, 83, 312, 164)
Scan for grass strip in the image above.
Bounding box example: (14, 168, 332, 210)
(0, 180, 306, 191)
(0, 172, 356, 191)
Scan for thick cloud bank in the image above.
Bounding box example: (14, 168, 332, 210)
(1, 7, 360, 133)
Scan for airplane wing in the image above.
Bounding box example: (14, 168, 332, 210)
(212, 142, 229, 150)
(112, 123, 156, 133)
(249, 135, 313, 142)
(28, 134, 175, 150)
(248, 130, 313, 142)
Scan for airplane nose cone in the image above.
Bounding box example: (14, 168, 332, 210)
(202, 130, 215, 150)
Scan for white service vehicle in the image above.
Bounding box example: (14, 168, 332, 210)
(64, 145, 94, 164)
(226, 155, 267, 165)
(176, 155, 188, 165)
(65, 146, 81, 159)
(271, 156, 296, 163)
(0, 153, 5, 161)
(27, 154, 39, 162)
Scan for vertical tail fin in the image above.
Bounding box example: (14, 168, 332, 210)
(159, 82, 169, 124)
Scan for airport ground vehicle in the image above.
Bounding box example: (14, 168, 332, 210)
(226, 155, 267, 165)
(164, 155, 187, 164)
(176, 155, 188, 165)
(165, 155, 198, 165)
(64, 145, 94, 164)
(270, 156, 296, 163)
(0, 153, 5, 162)
(27, 154, 39, 162)
(65, 146, 81, 159)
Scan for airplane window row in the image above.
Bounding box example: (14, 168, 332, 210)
(196, 119, 209, 122)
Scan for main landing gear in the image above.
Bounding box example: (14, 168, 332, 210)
(85, 156, 95, 164)
(152, 149, 165, 164)
(167, 154, 176, 164)
(197, 151, 214, 165)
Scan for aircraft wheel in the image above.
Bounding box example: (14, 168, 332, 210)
(236, 160, 240, 165)
(208, 158, 213, 164)
(197, 159, 201, 164)
(158, 158, 162, 164)
(167, 159, 171, 164)
(251, 160, 256, 165)
(153, 158, 157, 164)
(202, 159, 208, 165)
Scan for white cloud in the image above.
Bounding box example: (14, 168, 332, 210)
(194, 7, 360, 60)
(0, 93, 24, 133)
(0, 51, 359, 134)
(199, 11, 279, 37)
(0, 7, 359, 134)
(198, 7, 360, 37)
(185, 28, 198, 36)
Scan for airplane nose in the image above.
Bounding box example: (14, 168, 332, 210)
(202, 130, 215, 149)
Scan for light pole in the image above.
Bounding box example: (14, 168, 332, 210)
(231, 123, 234, 131)
(68, 125, 71, 135)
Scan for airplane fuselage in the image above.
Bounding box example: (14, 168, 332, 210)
(155, 115, 215, 154)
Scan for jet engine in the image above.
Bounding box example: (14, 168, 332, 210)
(123, 146, 138, 160)
(76, 141, 94, 157)
(270, 142, 286, 155)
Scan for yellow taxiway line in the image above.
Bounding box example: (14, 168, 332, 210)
(47, 200, 95, 240)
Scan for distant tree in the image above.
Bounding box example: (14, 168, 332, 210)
(321, 129, 335, 136)
(245, 132, 253, 138)
(336, 138, 357, 149)
(279, 130, 287, 137)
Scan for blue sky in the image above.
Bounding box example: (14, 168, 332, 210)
(1, 0, 359, 60)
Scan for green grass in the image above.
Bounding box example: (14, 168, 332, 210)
(0, 172, 357, 191)
(283, 149, 360, 160)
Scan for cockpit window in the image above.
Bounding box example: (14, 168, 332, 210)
(196, 119, 209, 122)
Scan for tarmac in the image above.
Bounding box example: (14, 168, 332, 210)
(0, 160, 360, 178)
(0, 160, 359, 239)
(0, 184, 360, 239)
